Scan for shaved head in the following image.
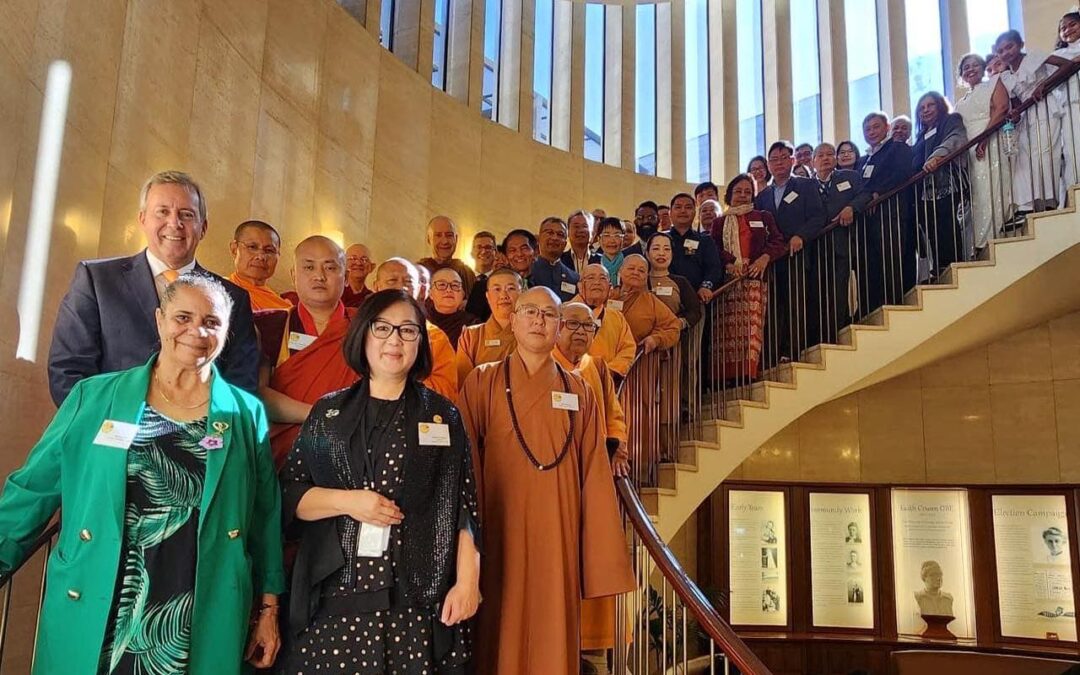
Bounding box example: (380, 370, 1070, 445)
(619, 254, 649, 291)
(579, 263, 611, 308)
(375, 257, 419, 297)
(427, 215, 459, 262)
(430, 267, 465, 314)
(556, 301, 598, 360)
(292, 235, 346, 308)
(512, 286, 562, 355)
(295, 235, 344, 263)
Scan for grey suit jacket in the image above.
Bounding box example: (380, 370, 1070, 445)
(47, 250, 259, 405)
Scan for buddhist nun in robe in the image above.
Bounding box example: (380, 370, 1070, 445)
(257, 236, 359, 468)
(616, 255, 683, 352)
(342, 243, 375, 307)
(457, 287, 635, 675)
(574, 264, 637, 377)
(455, 268, 522, 385)
(374, 258, 457, 399)
(227, 219, 293, 310)
(553, 302, 632, 668)
(425, 267, 478, 348)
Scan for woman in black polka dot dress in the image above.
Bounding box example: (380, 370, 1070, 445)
(277, 291, 481, 674)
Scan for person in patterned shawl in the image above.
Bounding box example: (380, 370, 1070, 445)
(0, 273, 284, 674)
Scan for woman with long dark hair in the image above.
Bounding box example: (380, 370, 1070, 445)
(912, 91, 969, 273)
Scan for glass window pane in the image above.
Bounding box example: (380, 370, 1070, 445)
(533, 0, 554, 143)
(905, 0, 944, 114)
(432, 0, 450, 89)
(736, 0, 765, 167)
(636, 4, 657, 175)
(967, 0, 1013, 62)
(482, 0, 502, 120)
(380, 0, 394, 49)
(685, 0, 711, 182)
(584, 3, 605, 162)
(791, 0, 821, 147)
(844, 0, 880, 146)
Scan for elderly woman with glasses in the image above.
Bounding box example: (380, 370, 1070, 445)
(278, 289, 481, 674)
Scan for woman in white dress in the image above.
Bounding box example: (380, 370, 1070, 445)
(954, 53, 1011, 253)
(1053, 12, 1080, 197)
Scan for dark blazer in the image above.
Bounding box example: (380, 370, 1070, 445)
(710, 210, 788, 266)
(815, 169, 869, 256)
(911, 112, 968, 193)
(666, 227, 724, 291)
(856, 137, 915, 199)
(464, 273, 491, 321)
(47, 250, 259, 406)
(753, 176, 827, 243)
(559, 249, 601, 275)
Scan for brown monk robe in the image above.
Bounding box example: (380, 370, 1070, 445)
(227, 219, 293, 310)
(458, 287, 634, 675)
(575, 264, 637, 377)
(342, 242, 375, 307)
(373, 257, 458, 399)
(455, 268, 522, 385)
(616, 254, 683, 352)
(257, 236, 359, 468)
(552, 303, 631, 663)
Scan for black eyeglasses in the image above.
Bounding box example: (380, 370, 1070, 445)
(432, 280, 463, 292)
(369, 319, 423, 342)
(562, 319, 598, 333)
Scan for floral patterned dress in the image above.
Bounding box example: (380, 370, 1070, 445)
(98, 406, 207, 674)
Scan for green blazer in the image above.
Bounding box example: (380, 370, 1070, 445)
(0, 357, 285, 674)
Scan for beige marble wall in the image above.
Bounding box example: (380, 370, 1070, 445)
(730, 310, 1080, 485)
(0, 0, 692, 463)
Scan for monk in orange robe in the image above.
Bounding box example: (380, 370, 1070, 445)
(227, 219, 293, 310)
(455, 267, 522, 385)
(458, 287, 635, 675)
(616, 254, 683, 352)
(575, 263, 637, 377)
(257, 236, 359, 468)
(373, 257, 457, 399)
(553, 302, 630, 668)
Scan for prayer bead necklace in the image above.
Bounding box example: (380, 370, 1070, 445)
(502, 357, 575, 471)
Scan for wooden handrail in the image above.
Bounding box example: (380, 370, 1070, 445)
(616, 479, 773, 674)
(0, 521, 59, 588)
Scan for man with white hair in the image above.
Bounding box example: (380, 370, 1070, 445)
(417, 215, 477, 296)
(48, 170, 259, 405)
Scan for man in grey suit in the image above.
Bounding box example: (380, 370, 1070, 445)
(47, 171, 258, 405)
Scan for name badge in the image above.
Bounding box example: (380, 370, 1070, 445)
(357, 523, 391, 557)
(93, 420, 139, 449)
(288, 331, 317, 351)
(551, 392, 580, 411)
(783, 191, 799, 204)
(684, 239, 700, 251)
(484, 338, 502, 347)
(924, 127, 938, 139)
(655, 285, 674, 296)
(418, 422, 451, 446)
(837, 181, 852, 192)
(862, 164, 874, 179)
(750, 220, 765, 229)
(606, 299, 624, 311)
(560, 281, 577, 295)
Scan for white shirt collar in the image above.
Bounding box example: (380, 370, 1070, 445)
(145, 249, 197, 279)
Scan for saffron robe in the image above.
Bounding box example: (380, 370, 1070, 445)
(425, 322, 459, 400)
(457, 354, 635, 674)
(455, 317, 516, 386)
(621, 290, 682, 350)
(228, 272, 293, 311)
(551, 349, 628, 651)
(262, 303, 359, 468)
(575, 299, 636, 377)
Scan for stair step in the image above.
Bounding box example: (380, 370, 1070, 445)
(836, 323, 888, 346)
(801, 342, 857, 365)
(722, 398, 769, 423)
(658, 462, 699, 489)
(904, 282, 959, 306)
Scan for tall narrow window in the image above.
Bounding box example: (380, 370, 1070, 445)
(481, 0, 502, 121)
(967, 0, 1013, 62)
(636, 4, 657, 175)
(432, 0, 451, 89)
(533, 0, 554, 143)
(685, 0, 711, 182)
(790, 0, 821, 146)
(844, 0, 880, 146)
(584, 3, 605, 162)
(380, 0, 395, 49)
(905, 0, 945, 111)
(736, 0, 764, 167)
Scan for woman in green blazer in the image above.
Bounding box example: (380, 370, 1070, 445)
(0, 274, 285, 674)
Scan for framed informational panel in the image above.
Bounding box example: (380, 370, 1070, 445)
(728, 489, 788, 626)
(809, 491, 875, 630)
(992, 494, 1078, 642)
(891, 489, 976, 639)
